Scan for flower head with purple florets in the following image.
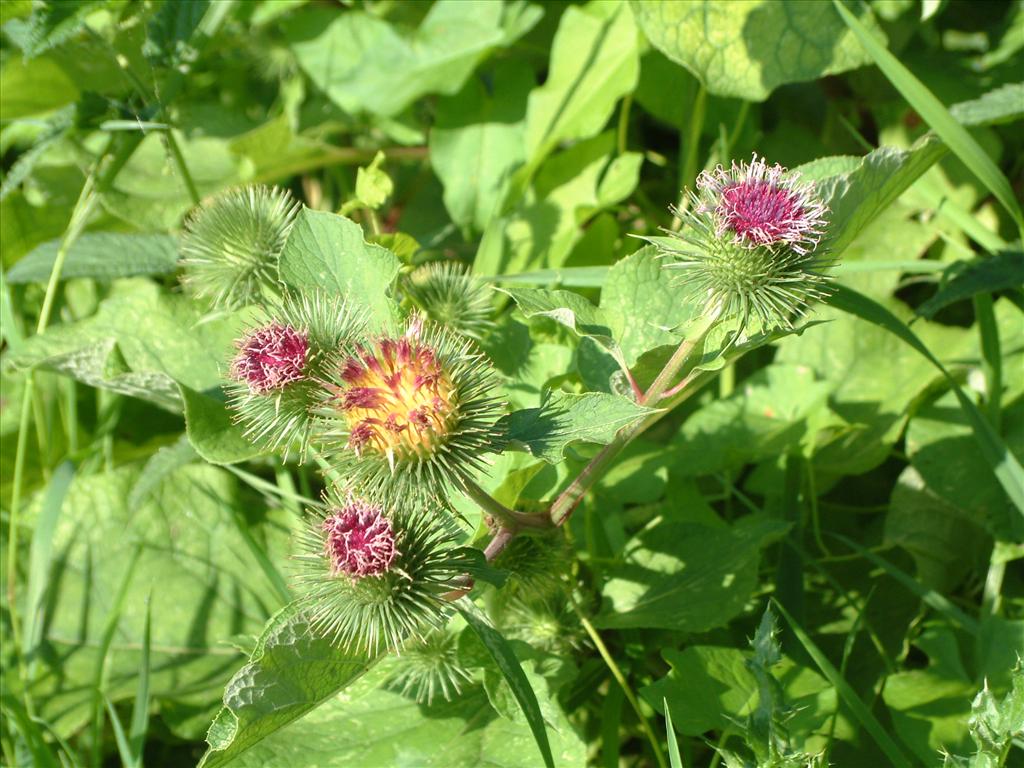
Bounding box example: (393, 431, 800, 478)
(697, 155, 828, 255)
(647, 154, 833, 332)
(323, 498, 398, 578)
(230, 323, 309, 395)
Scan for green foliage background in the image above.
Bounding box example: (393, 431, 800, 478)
(1, 1, 1022, 766)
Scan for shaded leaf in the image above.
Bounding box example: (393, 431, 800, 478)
(597, 516, 790, 631)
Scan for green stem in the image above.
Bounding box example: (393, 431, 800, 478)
(616, 93, 633, 156)
(164, 129, 201, 207)
(670, 84, 707, 230)
(548, 306, 721, 526)
(549, 364, 716, 528)
(981, 554, 1005, 617)
(572, 599, 668, 768)
(461, 478, 552, 531)
(973, 292, 1002, 430)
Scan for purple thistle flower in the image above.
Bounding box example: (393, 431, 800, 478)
(322, 499, 398, 578)
(231, 323, 309, 395)
(697, 154, 827, 255)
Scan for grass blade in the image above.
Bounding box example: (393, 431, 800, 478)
(771, 599, 913, 768)
(455, 600, 554, 768)
(89, 546, 143, 767)
(127, 598, 152, 768)
(663, 698, 684, 768)
(833, 0, 1024, 237)
(827, 285, 1024, 519)
(23, 461, 75, 666)
(104, 695, 133, 768)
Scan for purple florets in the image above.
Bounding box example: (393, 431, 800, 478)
(231, 323, 308, 395)
(322, 500, 398, 578)
(697, 154, 827, 255)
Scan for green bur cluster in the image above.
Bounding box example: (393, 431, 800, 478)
(182, 185, 507, 664)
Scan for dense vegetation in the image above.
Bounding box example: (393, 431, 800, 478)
(1, 1, 1022, 766)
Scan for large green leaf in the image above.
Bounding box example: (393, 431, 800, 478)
(30, 464, 287, 736)
(827, 285, 1024, 520)
(524, 1, 639, 163)
(99, 132, 248, 231)
(6, 232, 179, 284)
(199, 606, 378, 768)
(477, 133, 642, 275)
(180, 385, 264, 466)
(631, 0, 883, 101)
(502, 390, 655, 463)
(277, 208, 402, 331)
(431, 64, 532, 232)
(285, 1, 532, 119)
(907, 390, 1024, 542)
(599, 247, 696, 367)
(669, 364, 832, 477)
(811, 136, 947, 258)
(7, 280, 243, 410)
(223, 667, 586, 768)
(596, 516, 789, 631)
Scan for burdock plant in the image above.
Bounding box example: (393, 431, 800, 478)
(648, 154, 831, 332)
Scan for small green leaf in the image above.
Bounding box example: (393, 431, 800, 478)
(949, 82, 1024, 127)
(498, 285, 623, 364)
(455, 600, 555, 768)
(632, 0, 884, 101)
(277, 208, 401, 331)
(6, 232, 180, 284)
(353, 151, 393, 211)
(502, 391, 655, 463)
